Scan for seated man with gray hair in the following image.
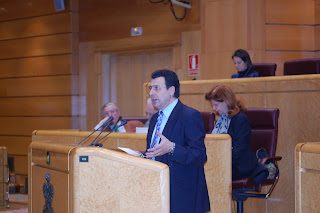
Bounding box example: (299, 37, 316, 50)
(95, 102, 144, 133)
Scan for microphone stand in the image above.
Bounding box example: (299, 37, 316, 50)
(92, 120, 128, 147)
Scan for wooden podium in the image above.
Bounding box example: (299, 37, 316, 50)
(28, 141, 169, 213)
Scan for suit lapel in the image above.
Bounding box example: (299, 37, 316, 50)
(162, 100, 182, 139)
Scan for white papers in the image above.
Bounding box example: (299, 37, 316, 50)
(118, 147, 141, 157)
(136, 127, 148, 134)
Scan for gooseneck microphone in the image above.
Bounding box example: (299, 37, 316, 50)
(92, 120, 128, 147)
(88, 116, 123, 146)
(78, 116, 114, 145)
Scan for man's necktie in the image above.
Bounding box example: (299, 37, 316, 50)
(150, 111, 164, 149)
(114, 125, 119, 132)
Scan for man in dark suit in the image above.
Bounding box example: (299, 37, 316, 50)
(145, 69, 210, 213)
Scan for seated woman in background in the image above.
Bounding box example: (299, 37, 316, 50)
(231, 49, 261, 78)
(205, 85, 268, 184)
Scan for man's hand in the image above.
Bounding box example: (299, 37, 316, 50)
(145, 131, 174, 158)
(94, 116, 111, 130)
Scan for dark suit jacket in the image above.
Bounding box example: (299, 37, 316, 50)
(147, 100, 210, 213)
(231, 68, 261, 78)
(227, 111, 264, 180)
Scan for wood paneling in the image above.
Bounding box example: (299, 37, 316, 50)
(266, 25, 315, 51)
(0, 75, 78, 97)
(0, 117, 74, 136)
(0, 0, 72, 21)
(0, 136, 31, 155)
(266, 0, 316, 24)
(0, 97, 76, 116)
(0, 55, 77, 78)
(0, 34, 76, 59)
(0, 13, 74, 40)
(79, 0, 200, 41)
(11, 155, 28, 175)
(202, 0, 248, 53)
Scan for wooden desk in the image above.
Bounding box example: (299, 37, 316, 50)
(31, 130, 232, 213)
(295, 142, 320, 213)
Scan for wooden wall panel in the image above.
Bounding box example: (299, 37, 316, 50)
(0, 0, 72, 21)
(0, 117, 73, 136)
(266, 0, 316, 24)
(11, 155, 28, 175)
(79, 0, 200, 41)
(0, 13, 74, 40)
(0, 97, 76, 116)
(264, 51, 316, 76)
(0, 75, 78, 97)
(0, 136, 31, 156)
(0, 34, 74, 59)
(266, 25, 315, 51)
(202, 0, 248, 53)
(0, 55, 77, 78)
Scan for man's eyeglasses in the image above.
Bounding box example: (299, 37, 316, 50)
(105, 110, 117, 116)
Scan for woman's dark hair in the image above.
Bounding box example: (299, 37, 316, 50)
(232, 49, 253, 67)
(205, 85, 246, 117)
(151, 69, 180, 98)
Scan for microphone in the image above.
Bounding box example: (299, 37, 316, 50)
(78, 116, 114, 145)
(88, 116, 122, 146)
(92, 120, 128, 147)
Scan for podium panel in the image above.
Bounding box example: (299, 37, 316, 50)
(295, 142, 320, 213)
(29, 141, 169, 213)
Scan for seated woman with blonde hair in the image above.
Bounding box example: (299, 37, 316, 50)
(205, 85, 268, 184)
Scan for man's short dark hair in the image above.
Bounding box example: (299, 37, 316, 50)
(151, 69, 180, 98)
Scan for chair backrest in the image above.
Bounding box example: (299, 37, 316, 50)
(283, 58, 320, 75)
(122, 116, 148, 124)
(252, 63, 277, 76)
(201, 112, 215, 134)
(246, 108, 280, 157)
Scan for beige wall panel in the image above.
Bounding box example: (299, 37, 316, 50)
(202, 0, 247, 53)
(265, 91, 320, 213)
(0, 0, 72, 21)
(201, 52, 236, 79)
(0, 75, 78, 97)
(301, 152, 320, 170)
(266, 0, 315, 24)
(143, 50, 173, 81)
(79, 0, 200, 41)
(117, 54, 144, 116)
(0, 136, 31, 155)
(181, 31, 202, 80)
(0, 55, 76, 78)
(316, 25, 320, 50)
(12, 155, 28, 175)
(236, 94, 266, 108)
(300, 172, 320, 212)
(247, 0, 265, 51)
(0, 97, 75, 116)
(0, 13, 73, 40)
(0, 34, 73, 59)
(264, 51, 316, 76)
(179, 94, 205, 112)
(266, 77, 320, 92)
(0, 117, 73, 136)
(266, 25, 315, 51)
